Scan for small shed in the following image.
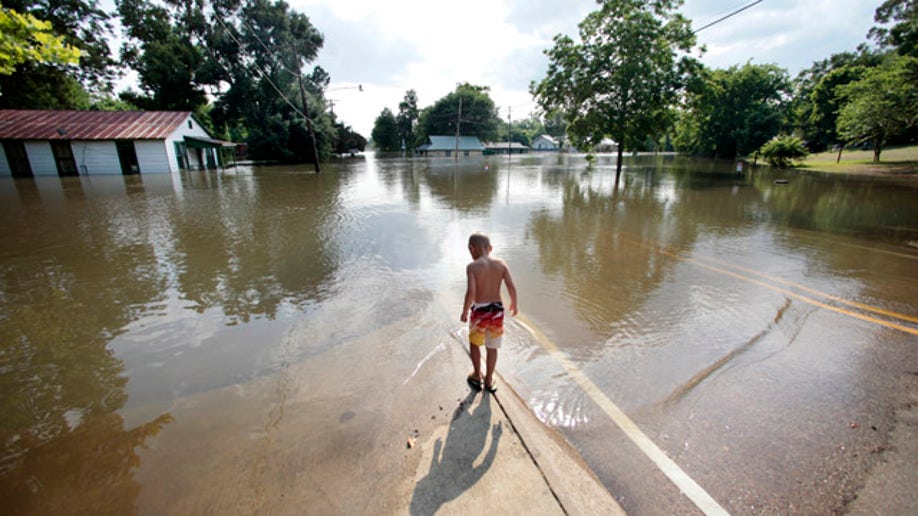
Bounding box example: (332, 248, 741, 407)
(532, 134, 559, 151)
(415, 135, 484, 158)
(0, 110, 235, 177)
(483, 141, 530, 155)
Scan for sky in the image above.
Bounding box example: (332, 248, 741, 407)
(291, 0, 882, 137)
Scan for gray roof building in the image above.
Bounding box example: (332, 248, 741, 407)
(416, 135, 485, 152)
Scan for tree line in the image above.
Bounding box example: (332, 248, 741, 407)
(531, 0, 917, 178)
(0, 0, 364, 163)
(370, 84, 568, 153)
(373, 1, 915, 174)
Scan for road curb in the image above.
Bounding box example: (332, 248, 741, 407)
(493, 372, 627, 515)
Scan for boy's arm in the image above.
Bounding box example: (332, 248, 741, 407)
(461, 265, 476, 322)
(503, 264, 518, 316)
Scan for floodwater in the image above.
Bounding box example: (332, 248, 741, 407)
(1, 154, 916, 514)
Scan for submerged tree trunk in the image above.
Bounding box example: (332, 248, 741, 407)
(874, 140, 882, 163)
(615, 143, 624, 185)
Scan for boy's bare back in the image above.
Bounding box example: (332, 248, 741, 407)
(467, 256, 511, 305)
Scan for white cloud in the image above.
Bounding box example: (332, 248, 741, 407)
(292, 0, 880, 137)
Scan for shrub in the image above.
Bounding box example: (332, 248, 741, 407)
(758, 135, 809, 168)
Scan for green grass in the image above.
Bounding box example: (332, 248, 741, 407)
(799, 145, 918, 176)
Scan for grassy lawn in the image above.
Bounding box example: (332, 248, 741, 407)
(799, 145, 918, 176)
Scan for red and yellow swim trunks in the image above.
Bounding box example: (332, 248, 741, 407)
(469, 302, 504, 349)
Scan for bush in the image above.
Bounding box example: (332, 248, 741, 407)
(758, 135, 809, 168)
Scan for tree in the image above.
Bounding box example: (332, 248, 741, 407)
(116, 0, 208, 112)
(0, 0, 115, 108)
(675, 63, 791, 158)
(332, 119, 366, 154)
(758, 135, 808, 168)
(792, 50, 882, 152)
(532, 0, 697, 180)
(869, 0, 918, 57)
(371, 107, 399, 152)
(0, 4, 80, 75)
(415, 83, 501, 146)
(205, 0, 332, 163)
(396, 89, 419, 151)
(836, 55, 918, 162)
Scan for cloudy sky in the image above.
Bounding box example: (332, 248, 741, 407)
(293, 0, 882, 137)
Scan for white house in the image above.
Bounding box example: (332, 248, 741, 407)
(0, 110, 235, 177)
(532, 134, 559, 151)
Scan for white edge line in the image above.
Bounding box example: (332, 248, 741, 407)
(514, 317, 731, 516)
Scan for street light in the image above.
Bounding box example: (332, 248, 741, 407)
(326, 84, 363, 93)
(325, 85, 363, 115)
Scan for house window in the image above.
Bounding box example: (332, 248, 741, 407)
(464, 151, 469, 157)
(445, 150, 451, 157)
(188, 120, 193, 129)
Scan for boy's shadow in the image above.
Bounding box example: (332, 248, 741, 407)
(409, 391, 502, 515)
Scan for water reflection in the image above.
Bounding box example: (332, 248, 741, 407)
(424, 159, 500, 213)
(0, 175, 173, 513)
(0, 156, 915, 513)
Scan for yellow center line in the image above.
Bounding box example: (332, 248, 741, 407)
(628, 239, 918, 336)
(694, 253, 918, 325)
(512, 314, 730, 516)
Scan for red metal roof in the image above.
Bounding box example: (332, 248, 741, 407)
(0, 110, 193, 140)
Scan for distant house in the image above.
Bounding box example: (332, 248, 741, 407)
(532, 134, 559, 151)
(593, 138, 619, 153)
(415, 135, 484, 158)
(483, 141, 530, 155)
(0, 110, 236, 177)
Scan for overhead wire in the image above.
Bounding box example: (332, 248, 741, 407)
(209, 4, 312, 122)
(693, 0, 764, 33)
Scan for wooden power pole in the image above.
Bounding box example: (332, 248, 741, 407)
(454, 96, 462, 160)
(292, 47, 321, 173)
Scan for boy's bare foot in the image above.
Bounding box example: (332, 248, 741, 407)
(466, 372, 482, 391)
(484, 378, 497, 393)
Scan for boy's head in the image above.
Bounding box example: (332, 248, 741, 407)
(468, 232, 492, 259)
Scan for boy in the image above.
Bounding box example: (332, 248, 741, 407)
(460, 232, 518, 393)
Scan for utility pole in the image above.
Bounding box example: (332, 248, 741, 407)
(292, 47, 321, 173)
(507, 106, 512, 156)
(454, 96, 462, 160)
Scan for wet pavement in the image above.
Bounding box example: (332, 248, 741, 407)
(1, 154, 916, 513)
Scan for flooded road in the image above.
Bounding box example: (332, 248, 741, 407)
(1, 154, 916, 514)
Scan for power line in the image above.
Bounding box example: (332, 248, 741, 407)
(693, 0, 764, 33)
(211, 13, 308, 121)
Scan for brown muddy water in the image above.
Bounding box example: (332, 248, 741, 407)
(1, 154, 916, 514)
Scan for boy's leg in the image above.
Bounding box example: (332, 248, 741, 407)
(469, 343, 482, 379)
(485, 348, 498, 387)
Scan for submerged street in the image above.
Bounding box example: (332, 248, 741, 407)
(1, 154, 916, 514)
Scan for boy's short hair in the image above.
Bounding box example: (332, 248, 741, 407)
(468, 232, 490, 249)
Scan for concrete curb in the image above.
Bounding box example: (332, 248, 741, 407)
(492, 372, 627, 515)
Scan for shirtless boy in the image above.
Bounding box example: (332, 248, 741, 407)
(460, 232, 518, 393)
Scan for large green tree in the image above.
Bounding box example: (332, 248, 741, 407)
(836, 55, 918, 162)
(532, 0, 697, 179)
(0, 0, 115, 108)
(869, 0, 918, 57)
(371, 107, 399, 152)
(415, 83, 501, 146)
(675, 63, 791, 158)
(396, 89, 419, 151)
(0, 4, 80, 75)
(206, 0, 333, 163)
(791, 50, 881, 152)
(116, 0, 208, 112)
(332, 117, 366, 155)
